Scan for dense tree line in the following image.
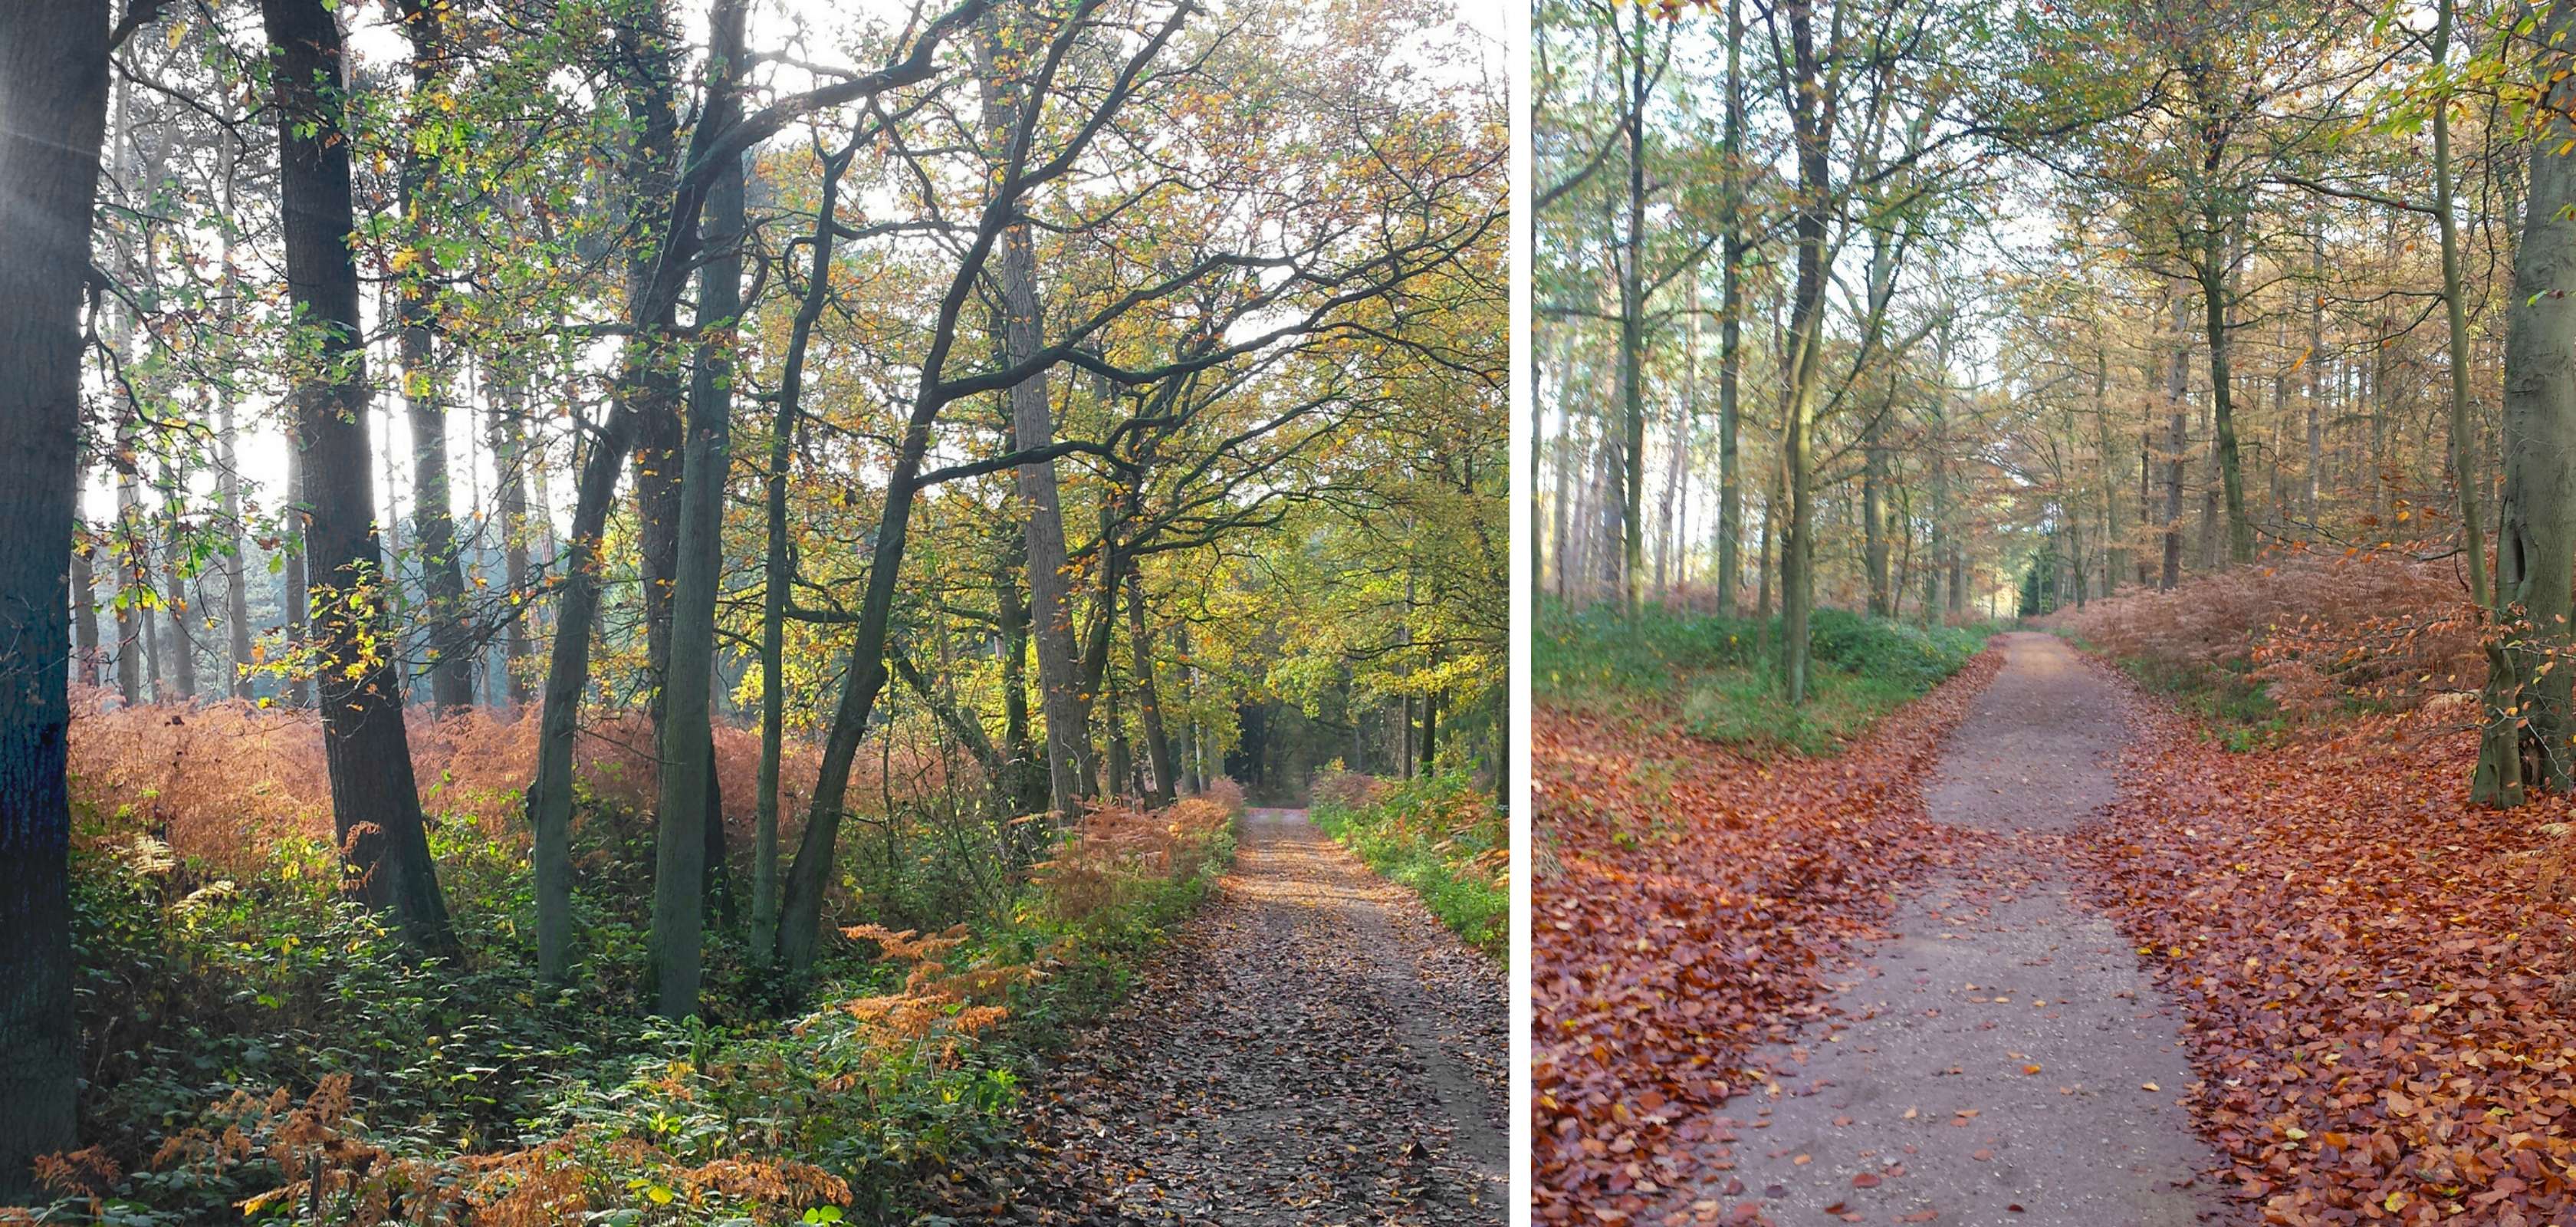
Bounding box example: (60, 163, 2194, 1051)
(1535, 0, 2576, 785)
(0, 0, 1502, 1199)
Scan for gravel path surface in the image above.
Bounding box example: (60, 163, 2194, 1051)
(1686, 633, 2231, 1227)
(1012, 807, 1506, 1225)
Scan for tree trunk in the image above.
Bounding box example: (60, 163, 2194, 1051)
(219, 389, 252, 699)
(2307, 214, 2325, 518)
(0, 0, 110, 1197)
(981, 10, 1092, 819)
(71, 521, 100, 690)
(398, 0, 472, 712)
(647, 0, 748, 1019)
(527, 0, 689, 985)
(1617, 0, 1650, 617)
(2432, 0, 2491, 611)
(1656, 272, 1696, 596)
(161, 475, 198, 700)
(281, 437, 309, 707)
(262, 0, 457, 954)
(487, 371, 534, 707)
(2476, 0, 2576, 803)
(1780, 0, 1828, 705)
(1714, 0, 1745, 616)
(1127, 564, 1176, 805)
(2200, 221, 2252, 564)
(2162, 288, 2190, 590)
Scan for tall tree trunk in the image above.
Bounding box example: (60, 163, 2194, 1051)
(2475, 0, 2576, 803)
(754, 143, 852, 962)
(262, 0, 457, 954)
(281, 433, 309, 707)
(1779, 0, 1829, 705)
(1127, 564, 1176, 805)
(161, 473, 198, 701)
(2162, 288, 2190, 590)
(2433, 0, 2491, 610)
(1548, 347, 1576, 603)
(2200, 222, 2252, 564)
(981, 10, 1092, 819)
(0, 0, 110, 1197)
(487, 372, 534, 707)
(648, 0, 749, 1018)
(527, 0, 680, 985)
(399, 0, 472, 712)
(777, 0, 1131, 975)
(1617, 0, 1650, 617)
(219, 387, 252, 699)
(1714, 0, 1745, 616)
(2307, 215, 2325, 518)
(1655, 272, 1696, 595)
(72, 521, 100, 689)
(1863, 404, 1890, 616)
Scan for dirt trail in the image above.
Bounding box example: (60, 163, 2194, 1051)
(1014, 807, 1506, 1225)
(1688, 633, 2229, 1227)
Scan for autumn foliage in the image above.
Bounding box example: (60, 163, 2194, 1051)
(2067, 686, 2576, 1226)
(1530, 650, 2003, 1219)
(2045, 549, 2482, 724)
(60, 691, 865, 870)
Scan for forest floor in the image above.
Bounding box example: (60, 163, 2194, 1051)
(983, 807, 1509, 1225)
(1674, 633, 2230, 1226)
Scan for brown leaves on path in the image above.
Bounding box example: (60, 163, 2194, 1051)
(2069, 689, 2576, 1227)
(1532, 652, 2003, 1221)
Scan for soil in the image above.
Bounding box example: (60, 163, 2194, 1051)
(994, 808, 1507, 1225)
(1680, 633, 2235, 1227)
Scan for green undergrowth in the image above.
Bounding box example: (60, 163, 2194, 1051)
(42, 788, 1239, 1225)
(1537, 600, 1996, 755)
(2053, 630, 2293, 752)
(1309, 770, 1506, 956)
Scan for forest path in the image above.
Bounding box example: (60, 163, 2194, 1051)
(1012, 807, 1507, 1225)
(1683, 633, 2231, 1227)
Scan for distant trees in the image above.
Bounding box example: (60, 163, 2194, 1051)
(3, 0, 1498, 1093)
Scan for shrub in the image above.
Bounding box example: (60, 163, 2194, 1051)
(1310, 771, 1505, 956)
(2042, 548, 2479, 729)
(60, 695, 876, 877)
(32, 722, 1240, 1225)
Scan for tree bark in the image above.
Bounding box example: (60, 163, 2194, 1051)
(527, 0, 680, 985)
(219, 384, 252, 699)
(2162, 287, 2190, 590)
(1127, 564, 1176, 805)
(1656, 272, 1695, 595)
(160, 475, 198, 701)
(486, 371, 534, 708)
(1617, 0, 1650, 617)
(754, 141, 852, 962)
(648, 0, 749, 1018)
(0, 0, 110, 1197)
(2432, 0, 2491, 612)
(262, 0, 457, 954)
(1714, 0, 1745, 616)
(399, 0, 472, 712)
(2199, 219, 2252, 564)
(2475, 0, 2576, 803)
(1779, 0, 1829, 704)
(980, 10, 1093, 819)
(271, 436, 307, 709)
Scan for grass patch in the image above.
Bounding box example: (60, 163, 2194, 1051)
(1309, 771, 1505, 956)
(1539, 600, 1995, 755)
(2111, 650, 2292, 751)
